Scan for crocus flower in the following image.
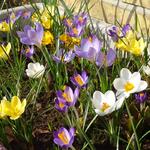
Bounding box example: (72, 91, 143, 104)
(42, 31, 54, 45)
(92, 90, 125, 116)
(55, 98, 68, 112)
(73, 13, 87, 26)
(70, 71, 88, 88)
(135, 92, 147, 103)
(21, 46, 34, 58)
(68, 24, 83, 37)
(96, 48, 116, 67)
(0, 21, 12, 32)
(108, 24, 131, 41)
(0, 42, 11, 60)
(56, 86, 79, 106)
(59, 34, 80, 48)
(53, 49, 75, 63)
(75, 35, 101, 62)
(143, 61, 150, 76)
(17, 22, 44, 47)
(53, 127, 75, 148)
(113, 68, 148, 99)
(32, 7, 53, 29)
(26, 62, 45, 78)
(0, 96, 26, 120)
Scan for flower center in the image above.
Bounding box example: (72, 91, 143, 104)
(58, 131, 69, 144)
(88, 37, 92, 42)
(63, 93, 72, 102)
(59, 102, 65, 108)
(101, 102, 110, 112)
(124, 82, 134, 92)
(78, 17, 83, 23)
(73, 28, 78, 35)
(66, 19, 72, 27)
(74, 75, 84, 86)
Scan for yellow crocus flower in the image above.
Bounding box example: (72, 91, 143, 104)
(115, 31, 146, 55)
(0, 43, 11, 60)
(42, 31, 54, 45)
(0, 21, 11, 32)
(32, 6, 54, 29)
(0, 96, 26, 120)
(59, 34, 80, 48)
(8, 96, 26, 120)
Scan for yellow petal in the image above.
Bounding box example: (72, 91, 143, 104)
(11, 96, 21, 110)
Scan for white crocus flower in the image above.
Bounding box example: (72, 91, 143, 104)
(113, 68, 148, 99)
(26, 62, 45, 78)
(143, 61, 150, 76)
(92, 90, 125, 116)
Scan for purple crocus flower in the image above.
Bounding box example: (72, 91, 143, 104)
(70, 71, 88, 88)
(53, 49, 75, 63)
(17, 22, 43, 48)
(68, 24, 84, 37)
(75, 35, 101, 62)
(73, 13, 87, 26)
(21, 46, 34, 58)
(56, 86, 79, 106)
(108, 26, 119, 42)
(53, 127, 75, 148)
(63, 18, 73, 28)
(135, 92, 147, 103)
(96, 48, 116, 67)
(108, 24, 131, 41)
(55, 98, 68, 112)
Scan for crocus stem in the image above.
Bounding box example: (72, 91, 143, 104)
(85, 114, 98, 133)
(72, 106, 80, 122)
(125, 101, 140, 150)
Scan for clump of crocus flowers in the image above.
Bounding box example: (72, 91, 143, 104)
(108, 24, 146, 55)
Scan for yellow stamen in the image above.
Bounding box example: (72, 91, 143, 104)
(73, 28, 78, 35)
(74, 75, 84, 86)
(101, 102, 110, 112)
(139, 93, 144, 97)
(78, 17, 83, 23)
(59, 102, 65, 108)
(66, 19, 72, 27)
(26, 48, 30, 53)
(124, 82, 134, 92)
(88, 37, 92, 42)
(58, 131, 69, 144)
(63, 93, 72, 102)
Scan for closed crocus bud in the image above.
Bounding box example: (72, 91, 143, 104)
(70, 71, 88, 88)
(26, 62, 45, 78)
(53, 127, 75, 148)
(135, 92, 147, 103)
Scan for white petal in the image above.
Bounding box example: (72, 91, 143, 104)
(113, 98, 125, 111)
(116, 91, 129, 99)
(95, 109, 109, 116)
(120, 68, 131, 80)
(136, 81, 148, 92)
(92, 91, 104, 109)
(113, 78, 125, 91)
(104, 90, 116, 106)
